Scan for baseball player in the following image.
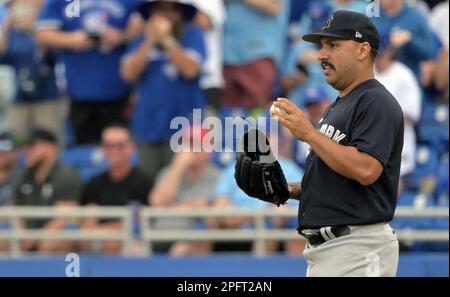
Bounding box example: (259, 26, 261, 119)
(235, 10, 404, 277)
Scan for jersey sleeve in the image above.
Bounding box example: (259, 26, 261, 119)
(182, 26, 206, 67)
(348, 92, 404, 167)
(35, 0, 64, 30)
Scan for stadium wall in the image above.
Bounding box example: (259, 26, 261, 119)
(0, 253, 448, 277)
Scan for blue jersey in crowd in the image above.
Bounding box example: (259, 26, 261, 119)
(371, 3, 440, 80)
(128, 25, 206, 144)
(0, 6, 58, 102)
(36, 0, 142, 102)
(1, 30, 59, 102)
(223, 0, 290, 66)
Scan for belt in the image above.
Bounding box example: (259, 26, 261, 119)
(298, 225, 351, 247)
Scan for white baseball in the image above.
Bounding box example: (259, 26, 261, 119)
(270, 102, 287, 117)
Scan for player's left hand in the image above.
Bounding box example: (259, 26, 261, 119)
(273, 98, 317, 142)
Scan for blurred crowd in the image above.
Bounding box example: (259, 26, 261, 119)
(0, 0, 448, 256)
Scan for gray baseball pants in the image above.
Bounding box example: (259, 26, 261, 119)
(303, 223, 399, 277)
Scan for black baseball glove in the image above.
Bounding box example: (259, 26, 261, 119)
(234, 128, 290, 207)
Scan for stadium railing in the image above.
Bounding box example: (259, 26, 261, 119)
(0, 206, 448, 257)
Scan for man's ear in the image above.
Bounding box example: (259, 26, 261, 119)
(358, 42, 372, 61)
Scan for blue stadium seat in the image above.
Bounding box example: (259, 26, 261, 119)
(410, 146, 440, 190)
(418, 124, 444, 147)
(394, 191, 447, 252)
(60, 146, 108, 181)
(393, 192, 435, 230)
(421, 103, 449, 125)
(419, 104, 449, 157)
(434, 155, 449, 205)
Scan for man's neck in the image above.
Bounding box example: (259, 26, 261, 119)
(339, 71, 375, 98)
(109, 163, 133, 182)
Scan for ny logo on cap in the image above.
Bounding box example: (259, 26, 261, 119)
(323, 14, 334, 30)
(355, 31, 363, 38)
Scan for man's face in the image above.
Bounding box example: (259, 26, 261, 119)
(0, 150, 18, 170)
(25, 141, 52, 167)
(318, 38, 362, 91)
(152, 2, 182, 23)
(101, 128, 134, 168)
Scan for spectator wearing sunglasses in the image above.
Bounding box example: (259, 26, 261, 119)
(80, 123, 152, 255)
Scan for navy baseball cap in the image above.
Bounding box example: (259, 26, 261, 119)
(303, 10, 380, 52)
(303, 87, 329, 105)
(137, 0, 197, 21)
(0, 131, 17, 152)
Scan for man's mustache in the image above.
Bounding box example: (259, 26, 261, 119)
(321, 61, 335, 70)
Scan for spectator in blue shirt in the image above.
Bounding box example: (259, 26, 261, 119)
(121, 0, 206, 182)
(0, 0, 63, 144)
(35, 0, 143, 145)
(222, 0, 290, 109)
(371, 0, 440, 81)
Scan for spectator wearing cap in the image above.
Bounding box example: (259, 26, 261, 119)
(121, 0, 206, 182)
(371, 0, 440, 82)
(0, 0, 63, 144)
(80, 123, 152, 255)
(191, 0, 226, 114)
(148, 126, 220, 256)
(281, 2, 337, 108)
(375, 35, 421, 192)
(221, 0, 290, 109)
(13, 128, 83, 254)
(35, 0, 143, 145)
